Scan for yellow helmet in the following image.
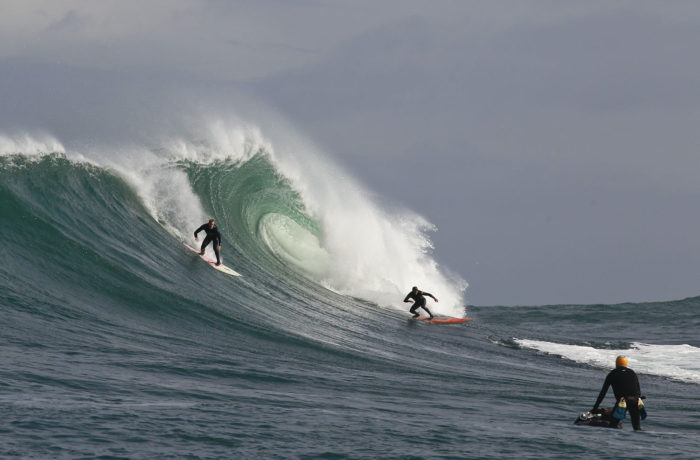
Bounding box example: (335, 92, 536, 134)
(616, 355, 628, 368)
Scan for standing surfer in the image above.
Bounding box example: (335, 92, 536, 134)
(404, 286, 438, 319)
(591, 356, 645, 430)
(194, 219, 222, 266)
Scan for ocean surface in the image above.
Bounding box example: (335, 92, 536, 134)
(1, 134, 699, 459)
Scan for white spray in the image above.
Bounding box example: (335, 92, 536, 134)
(182, 118, 468, 316)
(516, 339, 700, 384)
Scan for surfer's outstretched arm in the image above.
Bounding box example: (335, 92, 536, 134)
(424, 292, 439, 302)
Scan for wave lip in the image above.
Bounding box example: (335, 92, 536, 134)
(515, 338, 700, 384)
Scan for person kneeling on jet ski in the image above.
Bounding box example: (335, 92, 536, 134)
(591, 355, 645, 430)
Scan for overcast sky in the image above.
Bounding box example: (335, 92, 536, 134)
(2, 0, 699, 305)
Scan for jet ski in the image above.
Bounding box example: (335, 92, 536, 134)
(574, 408, 622, 428)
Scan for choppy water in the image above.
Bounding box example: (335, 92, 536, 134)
(1, 139, 698, 459)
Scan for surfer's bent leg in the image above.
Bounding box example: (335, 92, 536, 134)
(422, 305, 434, 319)
(411, 299, 426, 318)
(200, 236, 212, 254)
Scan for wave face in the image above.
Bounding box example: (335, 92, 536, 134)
(74, 123, 468, 317)
(1, 131, 699, 459)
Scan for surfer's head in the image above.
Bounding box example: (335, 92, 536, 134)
(209, 218, 215, 227)
(615, 356, 628, 368)
(412, 286, 418, 292)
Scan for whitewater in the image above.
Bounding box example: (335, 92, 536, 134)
(1, 127, 699, 459)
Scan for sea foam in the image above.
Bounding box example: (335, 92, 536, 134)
(515, 338, 700, 384)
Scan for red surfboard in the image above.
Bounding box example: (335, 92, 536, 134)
(413, 315, 473, 324)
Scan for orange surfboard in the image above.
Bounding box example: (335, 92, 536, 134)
(413, 315, 473, 324)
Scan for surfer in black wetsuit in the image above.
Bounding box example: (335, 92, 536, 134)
(404, 286, 438, 319)
(591, 356, 644, 430)
(194, 219, 222, 266)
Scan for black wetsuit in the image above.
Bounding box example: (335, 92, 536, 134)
(404, 290, 435, 318)
(194, 223, 222, 264)
(593, 366, 642, 430)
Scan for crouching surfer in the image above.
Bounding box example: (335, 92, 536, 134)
(404, 286, 438, 319)
(194, 219, 222, 266)
(590, 355, 646, 430)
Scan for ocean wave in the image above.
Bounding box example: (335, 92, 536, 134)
(0, 123, 467, 317)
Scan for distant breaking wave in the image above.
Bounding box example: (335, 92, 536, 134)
(515, 339, 700, 384)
